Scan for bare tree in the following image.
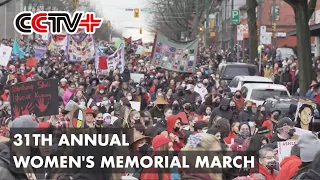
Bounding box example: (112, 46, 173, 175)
(284, 0, 317, 95)
(246, 0, 258, 63)
(147, 0, 207, 41)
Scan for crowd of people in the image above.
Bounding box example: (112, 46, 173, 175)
(0, 36, 319, 180)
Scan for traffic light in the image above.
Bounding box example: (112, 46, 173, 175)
(139, 27, 142, 34)
(134, 8, 140, 18)
(106, 20, 111, 29)
(272, 22, 277, 32)
(199, 27, 203, 33)
(209, 19, 215, 29)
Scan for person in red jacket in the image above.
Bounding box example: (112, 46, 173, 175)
(166, 115, 184, 151)
(275, 144, 301, 180)
(233, 90, 244, 111)
(250, 147, 278, 180)
(224, 121, 240, 144)
(0, 86, 10, 101)
(262, 109, 281, 139)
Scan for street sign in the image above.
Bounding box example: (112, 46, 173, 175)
(231, 10, 240, 24)
(141, 8, 151, 12)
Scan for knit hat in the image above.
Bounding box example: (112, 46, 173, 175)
(297, 133, 320, 162)
(152, 134, 172, 151)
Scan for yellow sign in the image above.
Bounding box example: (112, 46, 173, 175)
(210, 32, 216, 37)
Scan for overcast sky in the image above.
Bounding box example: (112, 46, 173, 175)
(88, 0, 154, 42)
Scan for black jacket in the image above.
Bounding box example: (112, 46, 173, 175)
(209, 98, 233, 127)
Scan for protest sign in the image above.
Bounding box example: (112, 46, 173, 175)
(278, 140, 297, 165)
(10, 79, 59, 118)
(130, 73, 145, 83)
(0, 44, 12, 66)
(34, 79, 59, 117)
(130, 101, 141, 111)
(151, 33, 198, 73)
(294, 99, 316, 131)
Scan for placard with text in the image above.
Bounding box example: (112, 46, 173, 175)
(10, 79, 59, 118)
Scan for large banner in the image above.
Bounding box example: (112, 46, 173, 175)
(108, 43, 125, 73)
(67, 33, 95, 62)
(10, 79, 59, 118)
(48, 34, 67, 51)
(151, 33, 198, 73)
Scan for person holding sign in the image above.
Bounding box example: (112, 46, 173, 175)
(296, 103, 315, 131)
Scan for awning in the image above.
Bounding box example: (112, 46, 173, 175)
(287, 23, 320, 36)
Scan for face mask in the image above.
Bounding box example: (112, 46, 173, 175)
(101, 101, 109, 106)
(266, 160, 277, 170)
(248, 121, 255, 127)
(99, 90, 104, 94)
(247, 106, 252, 111)
(221, 106, 228, 111)
(138, 144, 149, 154)
(127, 96, 132, 101)
(288, 128, 295, 137)
(173, 127, 180, 132)
(184, 105, 191, 111)
(157, 104, 164, 110)
(219, 90, 224, 94)
(173, 104, 179, 109)
(240, 131, 250, 137)
(235, 94, 241, 99)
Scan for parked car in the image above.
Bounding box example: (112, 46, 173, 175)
(241, 83, 290, 107)
(229, 76, 273, 93)
(262, 96, 320, 132)
(217, 63, 259, 84)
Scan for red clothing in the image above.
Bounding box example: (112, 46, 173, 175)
(250, 164, 277, 180)
(224, 132, 237, 144)
(275, 155, 301, 180)
(234, 97, 244, 110)
(140, 166, 171, 180)
(261, 119, 273, 139)
(1, 93, 9, 101)
(149, 85, 155, 94)
(167, 115, 184, 151)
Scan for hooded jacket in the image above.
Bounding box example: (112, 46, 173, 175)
(209, 98, 233, 126)
(275, 155, 301, 180)
(250, 164, 278, 180)
(167, 116, 184, 151)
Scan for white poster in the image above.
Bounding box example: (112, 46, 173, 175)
(237, 26, 243, 41)
(130, 101, 141, 111)
(0, 45, 12, 67)
(130, 73, 145, 83)
(278, 140, 297, 165)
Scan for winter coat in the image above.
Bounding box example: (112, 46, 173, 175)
(250, 164, 278, 180)
(209, 98, 233, 127)
(275, 155, 301, 180)
(167, 115, 184, 151)
(239, 110, 254, 122)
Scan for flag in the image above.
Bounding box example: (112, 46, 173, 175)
(12, 38, 25, 59)
(98, 56, 108, 70)
(25, 43, 30, 55)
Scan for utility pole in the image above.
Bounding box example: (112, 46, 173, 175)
(272, 0, 277, 48)
(258, 0, 263, 72)
(205, 0, 210, 47)
(222, 0, 227, 50)
(195, 0, 199, 37)
(229, 0, 234, 59)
